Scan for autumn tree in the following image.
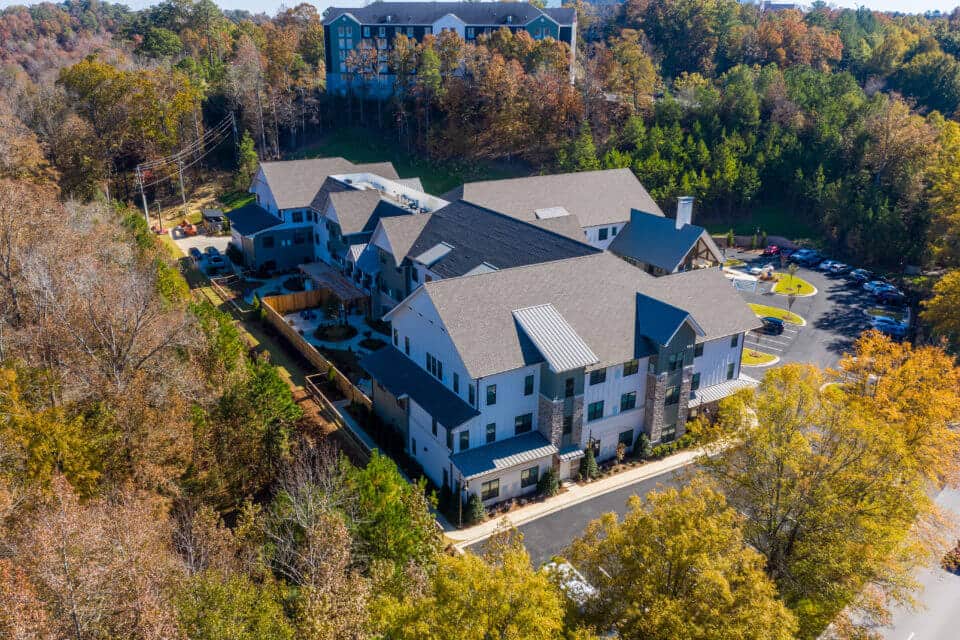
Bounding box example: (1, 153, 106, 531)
(373, 530, 572, 640)
(922, 269, 960, 349)
(567, 479, 796, 640)
(176, 571, 294, 640)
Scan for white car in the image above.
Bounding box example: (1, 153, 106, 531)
(816, 259, 839, 271)
(863, 280, 895, 294)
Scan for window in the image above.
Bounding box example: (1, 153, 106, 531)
(453, 373, 459, 394)
(469, 384, 476, 406)
(481, 479, 499, 501)
(410, 268, 418, 282)
(425, 26, 432, 34)
(691, 372, 701, 390)
(598, 227, 609, 241)
(363, 26, 370, 37)
(618, 429, 633, 448)
(459, 430, 470, 451)
(667, 352, 683, 372)
(446, 429, 452, 451)
(466, 27, 475, 38)
(406, 26, 414, 36)
(620, 391, 636, 412)
(404, 336, 410, 355)
(514, 413, 533, 435)
(378, 26, 385, 37)
(588, 400, 604, 422)
(393, 329, 398, 346)
(486, 384, 497, 406)
(262, 235, 275, 248)
(562, 415, 573, 435)
(589, 368, 606, 385)
(730, 334, 739, 347)
(694, 343, 704, 358)
(293, 232, 306, 245)
(432, 417, 437, 437)
(564, 378, 575, 398)
(623, 359, 639, 376)
(426, 354, 443, 381)
(612, 226, 618, 235)
(727, 362, 735, 380)
(661, 423, 677, 442)
(665, 385, 680, 405)
(524, 374, 534, 396)
(520, 466, 539, 488)
(292, 211, 303, 223)
(485, 423, 496, 443)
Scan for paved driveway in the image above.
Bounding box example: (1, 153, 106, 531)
(729, 250, 878, 371)
(467, 466, 687, 566)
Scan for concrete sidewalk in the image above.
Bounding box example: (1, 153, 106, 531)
(447, 447, 702, 548)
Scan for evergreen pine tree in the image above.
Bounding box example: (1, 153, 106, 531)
(233, 131, 259, 191)
(581, 447, 599, 479)
(467, 493, 485, 524)
(537, 467, 560, 496)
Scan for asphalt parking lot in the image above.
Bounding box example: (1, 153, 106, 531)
(728, 249, 884, 372)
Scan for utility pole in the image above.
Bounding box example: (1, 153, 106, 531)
(177, 157, 188, 220)
(135, 165, 149, 227)
(230, 111, 239, 164)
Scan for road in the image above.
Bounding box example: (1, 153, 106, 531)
(881, 487, 960, 640)
(466, 465, 687, 566)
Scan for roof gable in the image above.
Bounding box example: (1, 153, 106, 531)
(513, 304, 599, 373)
(608, 209, 720, 272)
(634, 293, 704, 347)
(225, 203, 282, 236)
(259, 158, 399, 210)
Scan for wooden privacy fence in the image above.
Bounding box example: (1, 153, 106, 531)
(261, 292, 372, 410)
(305, 373, 371, 459)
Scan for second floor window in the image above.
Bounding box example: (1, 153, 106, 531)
(620, 391, 636, 412)
(691, 372, 701, 390)
(623, 359, 639, 376)
(459, 430, 470, 451)
(426, 353, 442, 380)
(524, 374, 534, 396)
(486, 423, 496, 443)
(514, 413, 533, 435)
(589, 368, 606, 385)
(667, 352, 683, 372)
(292, 211, 303, 223)
(694, 343, 704, 357)
(565, 377, 575, 397)
(486, 384, 497, 406)
(588, 401, 604, 422)
(665, 385, 680, 405)
(727, 362, 736, 380)
(730, 334, 740, 347)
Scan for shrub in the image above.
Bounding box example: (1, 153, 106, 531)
(580, 447, 599, 479)
(466, 493, 485, 525)
(726, 228, 735, 247)
(537, 467, 560, 497)
(635, 432, 652, 460)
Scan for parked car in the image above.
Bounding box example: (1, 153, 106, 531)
(761, 316, 785, 335)
(863, 280, 896, 295)
(790, 249, 822, 266)
(815, 259, 840, 272)
(875, 289, 906, 306)
(870, 316, 907, 338)
(827, 262, 851, 275)
(761, 245, 781, 257)
(846, 268, 872, 285)
(188, 247, 203, 263)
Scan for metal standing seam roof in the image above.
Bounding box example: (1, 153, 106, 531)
(414, 242, 454, 266)
(608, 209, 723, 272)
(689, 374, 759, 407)
(512, 304, 599, 373)
(451, 431, 559, 480)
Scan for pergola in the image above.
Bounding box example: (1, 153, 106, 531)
(299, 263, 370, 314)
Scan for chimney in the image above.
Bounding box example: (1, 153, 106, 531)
(676, 196, 694, 230)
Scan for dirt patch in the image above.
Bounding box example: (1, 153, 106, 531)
(314, 324, 358, 342)
(292, 388, 367, 465)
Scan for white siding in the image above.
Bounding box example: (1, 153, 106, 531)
(463, 365, 541, 449)
(581, 360, 647, 459)
(432, 13, 466, 38)
(249, 167, 279, 214)
(582, 222, 625, 249)
(693, 335, 743, 389)
(408, 399, 463, 488)
(465, 459, 551, 504)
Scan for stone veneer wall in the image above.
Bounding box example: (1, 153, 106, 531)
(643, 371, 667, 442)
(676, 365, 694, 439)
(537, 395, 564, 447)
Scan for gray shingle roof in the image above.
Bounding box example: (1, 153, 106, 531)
(360, 346, 479, 428)
(328, 190, 412, 236)
(445, 169, 663, 229)
(257, 158, 399, 210)
(323, 2, 574, 26)
(404, 200, 599, 278)
(415, 252, 760, 379)
(225, 203, 282, 236)
(377, 215, 432, 267)
(451, 431, 558, 480)
(608, 210, 722, 272)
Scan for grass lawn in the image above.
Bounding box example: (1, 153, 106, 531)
(748, 303, 805, 325)
(219, 190, 255, 211)
(289, 127, 532, 194)
(772, 273, 816, 296)
(724, 258, 746, 268)
(742, 349, 778, 367)
(704, 203, 821, 243)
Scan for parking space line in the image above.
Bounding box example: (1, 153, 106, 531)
(748, 335, 793, 347)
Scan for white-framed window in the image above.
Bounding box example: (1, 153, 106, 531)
(406, 26, 414, 37)
(466, 27, 475, 38)
(379, 26, 386, 37)
(520, 466, 538, 488)
(425, 26, 432, 34)
(363, 26, 370, 37)
(481, 479, 500, 501)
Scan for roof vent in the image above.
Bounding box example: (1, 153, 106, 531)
(386, 14, 392, 22)
(534, 206, 570, 220)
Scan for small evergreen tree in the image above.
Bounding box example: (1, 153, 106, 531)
(233, 131, 259, 191)
(635, 432, 652, 460)
(581, 447, 599, 479)
(537, 467, 560, 497)
(558, 123, 600, 172)
(466, 493, 485, 524)
(726, 228, 735, 248)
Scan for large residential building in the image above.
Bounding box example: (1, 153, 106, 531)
(322, 2, 577, 96)
(229, 158, 444, 271)
(361, 252, 760, 505)
(444, 168, 664, 249)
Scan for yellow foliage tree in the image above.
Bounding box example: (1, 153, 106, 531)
(566, 479, 797, 640)
(921, 269, 960, 351)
